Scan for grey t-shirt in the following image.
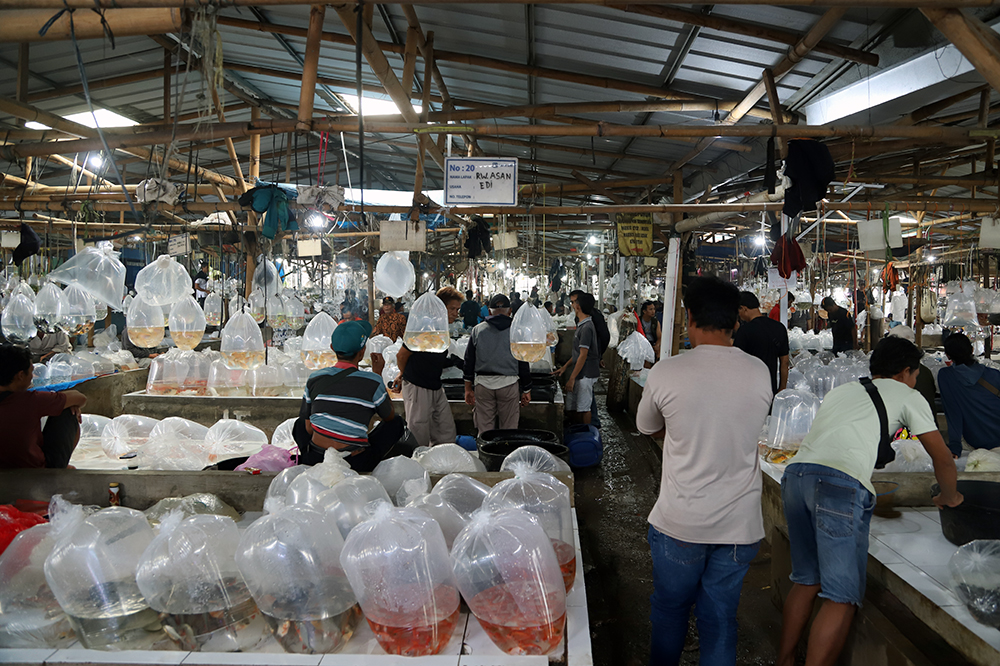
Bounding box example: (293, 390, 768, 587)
(573, 318, 601, 379)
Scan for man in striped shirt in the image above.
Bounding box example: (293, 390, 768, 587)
(296, 320, 404, 472)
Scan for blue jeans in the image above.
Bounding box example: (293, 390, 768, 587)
(647, 526, 760, 666)
(781, 463, 874, 605)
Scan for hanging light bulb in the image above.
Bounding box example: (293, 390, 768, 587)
(88, 153, 104, 168)
(307, 213, 325, 228)
(754, 236, 766, 247)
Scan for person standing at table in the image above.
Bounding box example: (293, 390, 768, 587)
(460, 290, 481, 329)
(821, 296, 856, 354)
(464, 294, 531, 434)
(373, 296, 407, 341)
(734, 291, 789, 396)
(393, 287, 465, 447)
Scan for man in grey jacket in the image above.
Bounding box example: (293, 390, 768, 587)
(464, 294, 532, 434)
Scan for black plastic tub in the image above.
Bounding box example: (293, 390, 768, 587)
(441, 378, 466, 401)
(936, 480, 1000, 545)
(528, 377, 558, 403)
(477, 429, 567, 471)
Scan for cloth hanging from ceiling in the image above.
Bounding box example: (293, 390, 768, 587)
(782, 139, 834, 218)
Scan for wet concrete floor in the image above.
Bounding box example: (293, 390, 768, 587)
(576, 388, 783, 666)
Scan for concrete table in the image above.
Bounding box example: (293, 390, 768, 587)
(120, 390, 565, 440)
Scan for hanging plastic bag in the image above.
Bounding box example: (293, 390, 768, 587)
(13, 280, 35, 302)
(251, 256, 282, 298)
(135, 255, 192, 307)
(168, 295, 207, 351)
(414, 443, 486, 474)
(228, 294, 246, 321)
(248, 289, 266, 324)
(126, 294, 165, 348)
(101, 414, 159, 460)
(236, 505, 361, 653)
(509, 304, 549, 363)
(47, 246, 125, 310)
(136, 513, 269, 652)
(221, 311, 266, 370)
(62, 283, 96, 336)
(141, 417, 211, 471)
(500, 445, 571, 474)
(944, 291, 979, 328)
(371, 456, 430, 505)
(451, 508, 567, 655)
(483, 466, 576, 591)
(0, 524, 76, 648)
(949, 540, 1000, 629)
(431, 473, 491, 520)
(374, 251, 415, 299)
(314, 475, 392, 539)
(403, 291, 450, 352)
(43, 502, 158, 650)
(1, 293, 37, 344)
(266, 293, 285, 329)
(204, 420, 268, 464)
(33, 282, 67, 334)
(340, 502, 461, 656)
(617, 330, 655, 370)
(204, 292, 223, 327)
(284, 295, 306, 330)
(301, 312, 338, 369)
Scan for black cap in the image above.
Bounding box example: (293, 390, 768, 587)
(489, 294, 511, 309)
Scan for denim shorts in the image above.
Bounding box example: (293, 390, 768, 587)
(781, 463, 875, 606)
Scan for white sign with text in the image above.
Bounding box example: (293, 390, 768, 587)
(444, 157, 518, 206)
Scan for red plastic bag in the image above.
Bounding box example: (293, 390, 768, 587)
(0, 505, 47, 555)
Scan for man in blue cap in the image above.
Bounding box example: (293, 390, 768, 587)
(294, 320, 405, 472)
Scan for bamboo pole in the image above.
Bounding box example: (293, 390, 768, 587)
(28, 68, 166, 103)
(215, 14, 786, 123)
(297, 4, 325, 128)
(0, 8, 184, 41)
(923, 8, 1000, 94)
(572, 171, 627, 204)
(401, 26, 419, 96)
(250, 106, 261, 181)
(897, 84, 990, 126)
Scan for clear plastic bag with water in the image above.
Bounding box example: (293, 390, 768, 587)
(371, 456, 429, 505)
(509, 304, 549, 363)
(169, 296, 207, 351)
(2, 294, 37, 344)
(403, 291, 450, 353)
(315, 475, 392, 539)
(949, 540, 1000, 629)
(34, 282, 67, 334)
(236, 505, 361, 653)
(500, 445, 571, 474)
(431, 473, 491, 520)
(450, 508, 566, 655)
(62, 283, 96, 336)
(126, 295, 165, 348)
(374, 251, 415, 299)
(483, 466, 576, 592)
(204, 292, 223, 327)
(340, 502, 461, 656)
(140, 417, 211, 471)
(101, 414, 159, 460)
(135, 255, 192, 307)
(221, 312, 265, 370)
(414, 443, 486, 474)
(204, 420, 268, 464)
(248, 289, 266, 325)
(301, 312, 338, 369)
(47, 246, 126, 310)
(136, 513, 269, 651)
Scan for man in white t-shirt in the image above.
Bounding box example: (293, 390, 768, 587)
(637, 276, 772, 666)
(777, 337, 962, 666)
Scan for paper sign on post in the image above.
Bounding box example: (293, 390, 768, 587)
(379, 219, 427, 251)
(168, 233, 190, 257)
(768, 268, 798, 291)
(444, 158, 518, 206)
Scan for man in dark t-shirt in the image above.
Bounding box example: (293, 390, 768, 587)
(0, 345, 88, 469)
(460, 290, 481, 328)
(734, 292, 790, 395)
(821, 296, 856, 354)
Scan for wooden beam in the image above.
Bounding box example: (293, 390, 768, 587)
(897, 83, 990, 126)
(215, 14, 781, 122)
(333, 4, 446, 168)
(16, 43, 29, 114)
(521, 176, 673, 196)
(669, 8, 846, 172)
(27, 68, 166, 103)
(401, 26, 419, 96)
(297, 4, 326, 128)
(250, 106, 261, 181)
(762, 67, 785, 158)
(981, 89, 996, 171)
(619, 4, 878, 66)
(923, 8, 1000, 94)
(0, 8, 184, 41)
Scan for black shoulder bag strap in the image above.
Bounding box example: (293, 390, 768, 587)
(859, 377, 895, 469)
(306, 366, 359, 403)
(977, 377, 1000, 398)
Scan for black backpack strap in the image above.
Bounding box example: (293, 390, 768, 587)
(860, 377, 895, 469)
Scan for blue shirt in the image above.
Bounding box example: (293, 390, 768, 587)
(300, 362, 392, 445)
(938, 362, 1000, 456)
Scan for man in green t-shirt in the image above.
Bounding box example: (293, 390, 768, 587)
(777, 337, 962, 666)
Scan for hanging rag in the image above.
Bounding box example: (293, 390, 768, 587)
(297, 184, 345, 209)
(464, 216, 492, 259)
(135, 178, 181, 205)
(782, 139, 834, 218)
(12, 223, 41, 266)
(238, 179, 300, 239)
(770, 236, 806, 279)
(549, 258, 564, 293)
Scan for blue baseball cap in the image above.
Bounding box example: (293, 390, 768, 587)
(331, 320, 372, 355)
